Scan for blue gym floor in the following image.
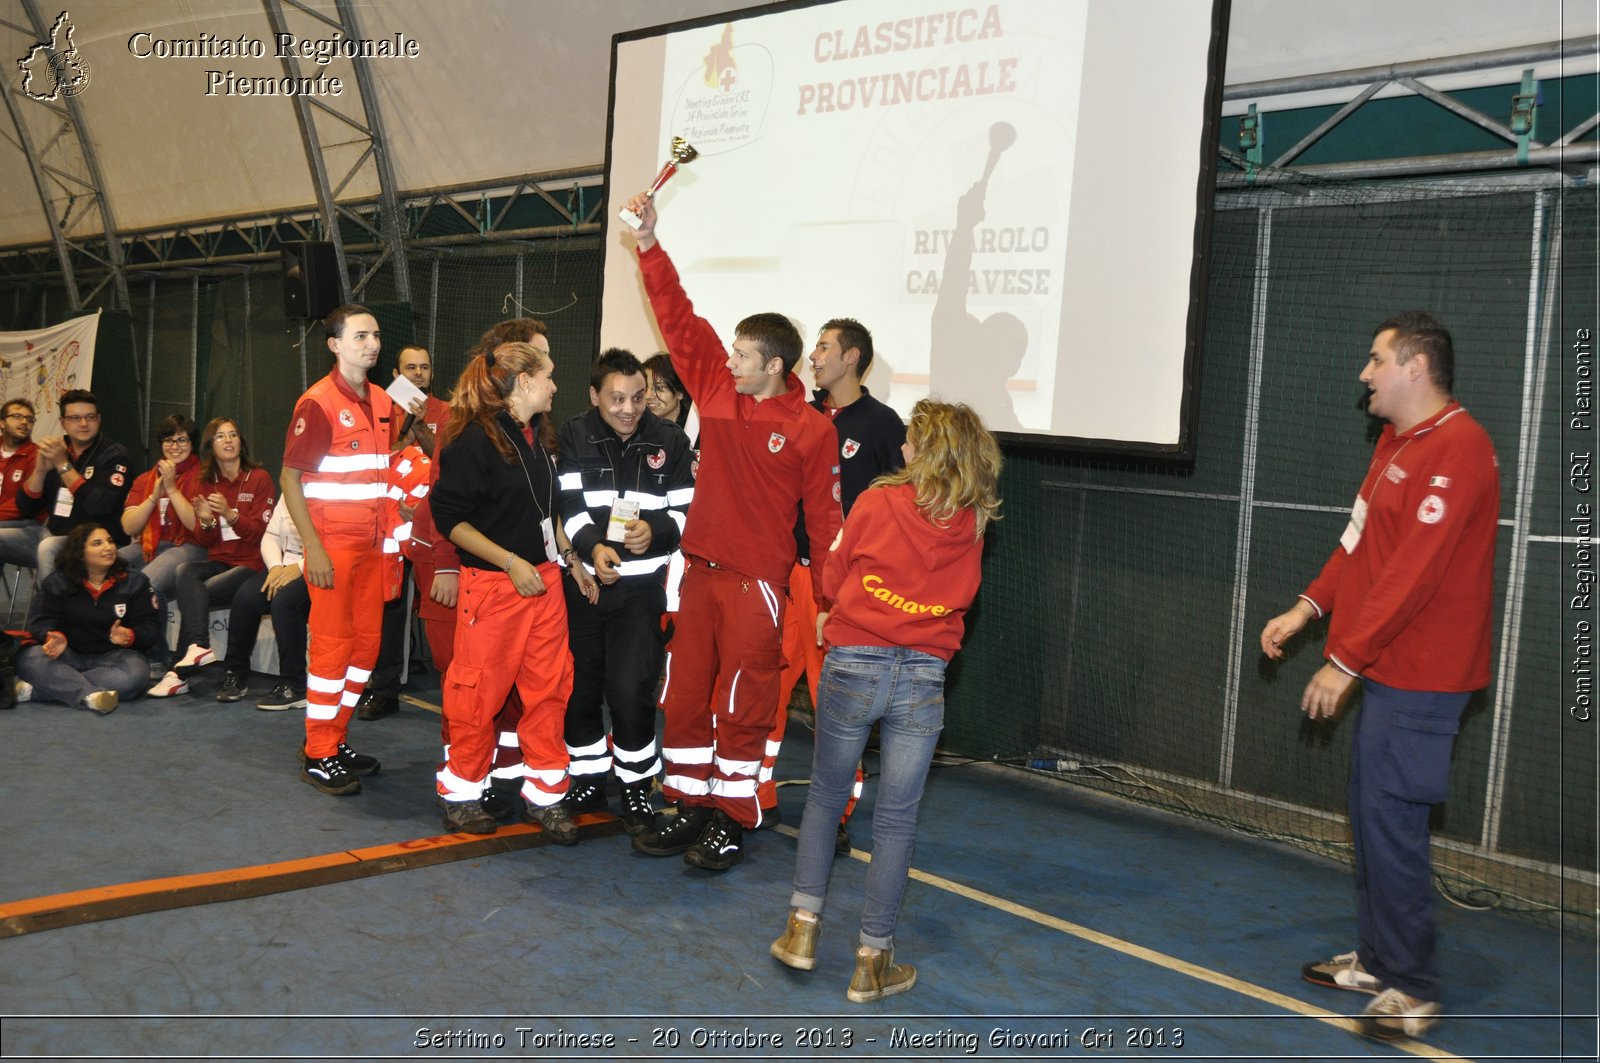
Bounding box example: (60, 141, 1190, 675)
(0, 659, 1593, 1062)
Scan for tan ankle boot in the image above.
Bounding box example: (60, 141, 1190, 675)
(846, 946, 916, 1002)
(770, 911, 818, 970)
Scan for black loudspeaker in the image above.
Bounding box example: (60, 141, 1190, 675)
(281, 241, 341, 320)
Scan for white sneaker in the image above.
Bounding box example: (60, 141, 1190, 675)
(147, 671, 190, 698)
(175, 644, 215, 669)
(1358, 987, 1442, 1040)
(15, 679, 32, 703)
(1301, 949, 1381, 994)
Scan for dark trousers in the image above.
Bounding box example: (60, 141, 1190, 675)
(1351, 679, 1470, 1003)
(174, 560, 258, 651)
(369, 561, 411, 698)
(224, 568, 311, 686)
(563, 575, 666, 785)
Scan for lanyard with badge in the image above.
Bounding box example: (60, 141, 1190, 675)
(1340, 437, 1414, 554)
(496, 420, 559, 564)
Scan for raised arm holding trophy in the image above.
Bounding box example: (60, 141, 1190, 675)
(617, 136, 698, 230)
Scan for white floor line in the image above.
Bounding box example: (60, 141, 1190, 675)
(774, 823, 1473, 1062)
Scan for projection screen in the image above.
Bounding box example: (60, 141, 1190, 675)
(601, 0, 1227, 453)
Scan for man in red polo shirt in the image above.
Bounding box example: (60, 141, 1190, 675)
(623, 192, 842, 872)
(280, 304, 394, 796)
(0, 398, 46, 571)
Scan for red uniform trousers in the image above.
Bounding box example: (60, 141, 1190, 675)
(418, 560, 529, 785)
(437, 564, 573, 808)
(660, 557, 786, 829)
(761, 561, 863, 819)
(413, 559, 458, 676)
(303, 545, 386, 759)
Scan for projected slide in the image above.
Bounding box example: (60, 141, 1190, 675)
(603, 0, 1223, 450)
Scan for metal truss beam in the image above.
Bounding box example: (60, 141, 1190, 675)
(258, 0, 412, 306)
(262, 0, 350, 304)
(1221, 36, 1600, 186)
(0, 59, 79, 306)
(0, 172, 606, 284)
(18, 0, 129, 310)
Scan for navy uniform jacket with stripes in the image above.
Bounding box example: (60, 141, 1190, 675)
(556, 407, 695, 584)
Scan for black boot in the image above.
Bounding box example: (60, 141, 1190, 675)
(632, 802, 711, 857)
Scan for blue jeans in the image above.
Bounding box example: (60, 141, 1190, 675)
(0, 519, 47, 569)
(790, 644, 947, 949)
(16, 644, 150, 706)
(1351, 679, 1470, 1003)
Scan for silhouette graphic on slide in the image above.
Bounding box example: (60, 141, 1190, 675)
(930, 121, 1026, 432)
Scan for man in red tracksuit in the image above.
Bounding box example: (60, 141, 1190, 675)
(1261, 312, 1499, 1041)
(280, 304, 393, 797)
(624, 192, 842, 871)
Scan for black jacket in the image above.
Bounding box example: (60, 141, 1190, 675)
(27, 568, 162, 655)
(431, 412, 564, 572)
(795, 388, 906, 561)
(556, 408, 695, 582)
(17, 433, 135, 545)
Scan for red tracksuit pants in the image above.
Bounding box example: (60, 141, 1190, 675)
(761, 561, 863, 821)
(420, 561, 529, 786)
(660, 558, 786, 829)
(304, 545, 386, 759)
(436, 564, 573, 808)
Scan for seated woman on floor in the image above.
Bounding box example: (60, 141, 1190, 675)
(17, 522, 162, 714)
(119, 413, 201, 597)
(149, 418, 274, 698)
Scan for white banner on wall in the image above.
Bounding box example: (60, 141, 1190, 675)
(0, 312, 101, 441)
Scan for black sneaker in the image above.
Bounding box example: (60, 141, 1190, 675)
(618, 781, 656, 836)
(356, 691, 398, 720)
(481, 782, 522, 821)
(256, 683, 306, 711)
(335, 742, 381, 776)
(562, 779, 608, 814)
(302, 753, 360, 795)
(632, 803, 711, 857)
(684, 809, 744, 871)
(441, 798, 498, 835)
(216, 671, 248, 703)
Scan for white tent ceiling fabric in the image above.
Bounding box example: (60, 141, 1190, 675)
(0, 0, 1595, 249)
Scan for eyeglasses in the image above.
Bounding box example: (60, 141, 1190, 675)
(4, 413, 35, 423)
(62, 413, 100, 424)
(161, 437, 192, 448)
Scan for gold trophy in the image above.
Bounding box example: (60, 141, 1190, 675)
(618, 136, 699, 230)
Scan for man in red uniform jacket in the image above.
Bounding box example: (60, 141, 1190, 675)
(623, 191, 842, 871)
(357, 343, 451, 722)
(281, 304, 393, 797)
(1260, 312, 1499, 1042)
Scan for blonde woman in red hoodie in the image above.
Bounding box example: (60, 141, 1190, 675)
(771, 398, 1002, 1003)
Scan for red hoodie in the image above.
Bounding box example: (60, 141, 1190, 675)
(821, 482, 983, 661)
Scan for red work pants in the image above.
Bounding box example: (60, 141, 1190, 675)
(437, 565, 573, 808)
(760, 561, 822, 808)
(303, 544, 386, 759)
(761, 561, 863, 821)
(660, 558, 785, 829)
(421, 561, 528, 785)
